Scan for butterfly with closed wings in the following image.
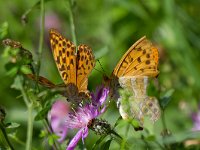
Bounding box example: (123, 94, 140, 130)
(104, 36, 160, 125)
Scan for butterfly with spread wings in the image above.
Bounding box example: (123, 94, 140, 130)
(28, 29, 95, 103)
(49, 29, 95, 102)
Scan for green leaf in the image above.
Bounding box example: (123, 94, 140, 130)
(101, 139, 112, 150)
(129, 119, 142, 130)
(11, 75, 23, 90)
(39, 130, 47, 138)
(1, 47, 11, 58)
(5, 63, 18, 77)
(160, 89, 174, 109)
(48, 134, 59, 146)
(20, 65, 32, 74)
(145, 135, 156, 141)
(6, 122, 20, 129)
(0, 22, 8, 39)
(92, 134, 107, 150)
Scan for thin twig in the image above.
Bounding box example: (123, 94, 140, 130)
(37, 0, 45, 78)
(67, 0, 77, 52)
(20, 81, 33, 150)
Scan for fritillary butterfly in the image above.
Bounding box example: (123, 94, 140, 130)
(49, 29, 95, 102)
(104, 36, 160, 125)
(104, 36, 159, 98)
(28, 29, 95, 103)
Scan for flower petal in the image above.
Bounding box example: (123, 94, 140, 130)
(66, 127, 88, 150)
(98, 87, 109, 105)
(91, 85, 109, 106)
(82, 127, 89, 144)
(49, 100, 70, 142)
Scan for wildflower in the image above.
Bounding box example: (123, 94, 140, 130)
(48, 100, 70, 142)
(49, 86, 109, 150)
(66, 86, 109, 150)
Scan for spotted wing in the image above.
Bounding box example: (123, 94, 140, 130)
(76, 44, 95, 93)
(49, 29, 77, 86)
(112, 36, 159, 78)
(26, 74, 56, 88)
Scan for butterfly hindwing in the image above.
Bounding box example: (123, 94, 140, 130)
(77, 44, 95, 93)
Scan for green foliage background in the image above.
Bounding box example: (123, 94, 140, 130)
(0, 0, 200, 149)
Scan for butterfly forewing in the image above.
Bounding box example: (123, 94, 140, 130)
(26, 74, 56, 88)
(49, 29, 77, 86)
(77, 44, 95, 92)
(112, 36, 159, 78)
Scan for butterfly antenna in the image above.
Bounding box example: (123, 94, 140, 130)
(96, 59, 107, 75)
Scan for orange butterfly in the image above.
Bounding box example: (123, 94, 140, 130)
(49, 29, 95, 101)
(104, 36, 160, 125)
(104, 36, 159, 98)
(28, 29, 95, 103)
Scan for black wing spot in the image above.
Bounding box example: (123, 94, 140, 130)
(136, 47, 142, 51)
(81, 55, 84, 61)
(67, 43, 71, 48)
(62, 48, 65, 53)
(56, 56, 60, 64)
(62, 57, 66, 63)
(62, 41, 66, 47)
(59, 65, 65, 71)
(71, 46, 75, 51)
(59, 50, 62, 56)
(79, 47, 83, 52)
(55, 39, 58, 44)
(146, 54, 150, 58)
(67, 65, 70, 70)
(67, 51, 70, 57)
(137, 57, 141, 63)
(70, 59, 74, 65)
(146, 60, 150, 65)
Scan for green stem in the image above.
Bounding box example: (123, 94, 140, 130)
(37, 0, 45, 77)
(20, 84, 33, 150)
(26, 104, 34, 150)
(44, 118, 60, 150)
(67, 0, 77, 52)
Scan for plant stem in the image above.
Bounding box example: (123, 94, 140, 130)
(67, 0, 77, 52)
(26, 104, 34, 150)
(44, 118, 60, 150)
(20, 83, 33, 150)
(37, 0, 45, 77)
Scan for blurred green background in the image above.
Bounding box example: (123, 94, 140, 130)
(0, 0, 200, 149)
